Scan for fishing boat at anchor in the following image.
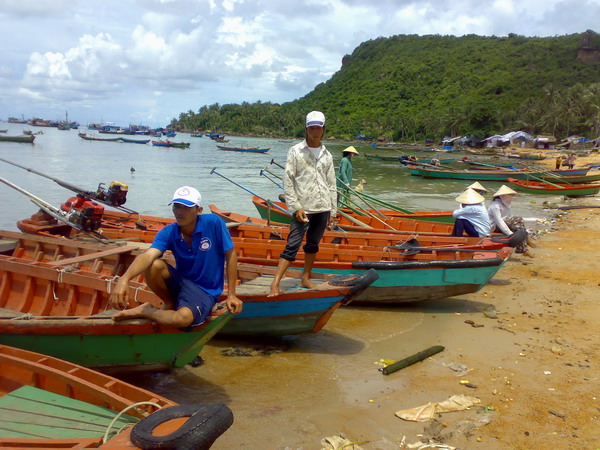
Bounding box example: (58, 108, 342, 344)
(216, 144, 270, 153)
(251, 196, 455, 224)
(0, 345, 233, 448)
(0, 135, 35, 143)
(507, 178, 600, 197)
(0, 230, 377, 339)
(227, 231, 512, 304)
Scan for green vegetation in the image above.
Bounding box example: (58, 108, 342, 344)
(170, 30, 600, 141)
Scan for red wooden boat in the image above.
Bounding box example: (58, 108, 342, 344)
(507, 177, 600, 197)
(209, 204, 510, 251)
(0, 230, 376, 339)
(251, 195, 455, 224)
(0, 345, 232, 448)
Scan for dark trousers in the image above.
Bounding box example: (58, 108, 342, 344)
(451, 218, 479, 237)
(280, 211, 330, 262)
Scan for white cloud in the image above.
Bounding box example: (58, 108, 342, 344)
(0, 0, 597, 127)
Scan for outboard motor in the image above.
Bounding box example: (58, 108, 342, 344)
(61, 196, 105, 232)
(96, 181, 129, 207)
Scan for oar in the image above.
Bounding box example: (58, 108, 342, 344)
(337, 210, 373, 229)
(345, 185, 415, 215)
(337, 179, 388, 220)
(0, 176, 107, 242)
(259, 169, 283, 189)
(339, 194, 398, 231)
(0, 157, 139, 214)
(261, 166, 282, 180)
(210, 167, 291, 217)
(270, 159, 285, 170)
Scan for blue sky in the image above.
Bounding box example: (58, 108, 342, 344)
(1, 0, 599, 127)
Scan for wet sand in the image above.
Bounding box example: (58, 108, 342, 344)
(120, 153, 600, 449)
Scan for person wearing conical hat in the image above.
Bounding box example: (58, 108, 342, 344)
(488, 185, 536, 257)
(467, 181, 488, 196)
(337, 145, 359, 206)
(450, 188, 491, 237)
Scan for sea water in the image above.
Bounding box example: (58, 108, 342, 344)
(0, 122, 550, 230)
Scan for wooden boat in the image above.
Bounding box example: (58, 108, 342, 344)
(0, 129, 8, 133)
(118, 137, 150, 144)
(216, 144, 269, 153)
(228, 233, 512, 304)
(506, 153, 547, 160)
(210, 204, 510, 250)
(251, 196, 455, 225)
(409, 166, 589, 181)
(0, 230, 376, 338)
(151, 140, 190, 148)
(0, 345, 232, 448)
(78, 132, 121, 142)
(0, 135, 35, 143)
(364, 154, 455, 164)
(0, 231, 231, 370)
(507, 178, 600, 197)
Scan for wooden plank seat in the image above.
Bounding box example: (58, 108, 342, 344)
(0, 385, 137, 439)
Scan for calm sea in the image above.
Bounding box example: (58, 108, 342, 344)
(0, 122, 550, 230)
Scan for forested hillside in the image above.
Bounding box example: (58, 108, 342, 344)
(170, 30, 600, 141)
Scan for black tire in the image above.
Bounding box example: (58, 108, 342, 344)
(329, 268, 379, 297)
(130, 403, 233, 450)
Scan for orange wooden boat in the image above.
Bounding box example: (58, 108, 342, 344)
(0, 230, 377, 339)
(0, 230, 231, 370)
(0, 344, 232, 448)
(209, 204, 515, 251)
(251, 195, 455, 226)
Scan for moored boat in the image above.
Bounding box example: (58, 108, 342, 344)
(0, 135, 35, 143)
(216, 144, 270, 153)
(151, 140, 190, 148)
(78, 132, 121, 142)
(507, 177, 600, 197)
(251, 195, 455, 224)
(118, 137, 151, 144)
(0, 344, 233, 448)
(0, 230, 376, 338)
(409, 166, 589, 181)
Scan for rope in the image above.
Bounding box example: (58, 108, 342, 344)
(52, 265, 79, 301)
(102, 401, 162, 444)
(380, 247, 392, 261)
(104, 276, 120, 295)
(132, 285, 143, 304)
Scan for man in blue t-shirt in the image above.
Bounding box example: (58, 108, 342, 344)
(110, 186, 243, 329)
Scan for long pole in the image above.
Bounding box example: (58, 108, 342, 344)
(0, 157, 139, 214)
(259, 169, 284, 189)
(0, 176, 106, 242)
(210, 168, 291, 217)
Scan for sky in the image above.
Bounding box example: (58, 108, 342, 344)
(1, 0, 599, 128)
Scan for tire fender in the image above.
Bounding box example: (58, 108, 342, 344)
(130, 403, 233, 450)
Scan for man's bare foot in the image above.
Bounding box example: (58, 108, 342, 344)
(112, 302, 154, 321)
(522, 249, 535, 258)
(301, 279, 316, 289)
(527, 238, 537, 248)
(267, 284, 281, 297)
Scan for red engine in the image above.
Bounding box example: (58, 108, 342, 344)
(60, 196, 105, 232)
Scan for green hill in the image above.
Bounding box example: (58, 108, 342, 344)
(170, 30, 600, 141)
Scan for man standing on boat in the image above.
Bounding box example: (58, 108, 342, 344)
(268, 111, 337, 296)
(110, 186, 243, 328)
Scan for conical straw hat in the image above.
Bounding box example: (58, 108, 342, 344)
(493, 185, 517, 197)
(343, 146, 359, 155)
(467, 181, 487, 192)
(455, 188, 485, 205)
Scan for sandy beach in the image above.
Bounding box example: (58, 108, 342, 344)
(120, 152, 600, 449)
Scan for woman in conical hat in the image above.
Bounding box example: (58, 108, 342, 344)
(337, 146, 359, 206)
(467, 181, 487, 195)
(450, 188, 491, 237)
(488, 185, 535, 257)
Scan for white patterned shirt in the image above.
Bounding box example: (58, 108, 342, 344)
(283, 140, 337, 217)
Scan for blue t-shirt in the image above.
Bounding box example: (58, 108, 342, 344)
(150, 214, 234, 299)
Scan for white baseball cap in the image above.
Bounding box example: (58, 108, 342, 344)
(169, 186, 201, 207)
(306, 111, 325, 127)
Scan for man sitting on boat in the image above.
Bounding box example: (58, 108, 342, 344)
(451, 188, 491, 238)
(110, 186, 243, 328)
